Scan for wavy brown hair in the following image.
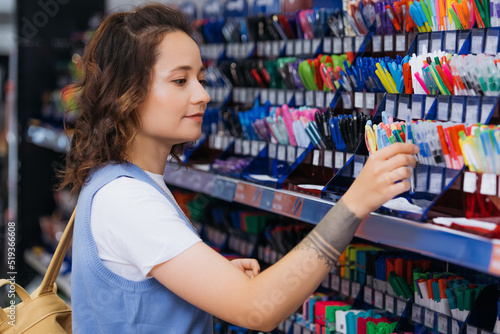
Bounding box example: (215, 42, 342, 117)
(59, 3, 194, 195)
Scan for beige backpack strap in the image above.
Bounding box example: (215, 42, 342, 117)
(39, 207, 77, 295)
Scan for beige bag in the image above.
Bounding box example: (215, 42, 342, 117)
(0, 208, 76, 333)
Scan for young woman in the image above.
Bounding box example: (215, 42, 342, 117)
(61, 3, 418, 333)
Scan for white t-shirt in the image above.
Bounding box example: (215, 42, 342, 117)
(91, 171, 201, 282)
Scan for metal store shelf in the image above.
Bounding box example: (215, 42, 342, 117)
(164, 163, 500, 277)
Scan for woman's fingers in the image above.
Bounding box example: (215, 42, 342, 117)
(371, 143, 419, 161)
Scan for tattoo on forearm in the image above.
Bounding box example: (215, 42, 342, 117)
(293, 199, 363, 268)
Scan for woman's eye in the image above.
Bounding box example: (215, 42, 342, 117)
(173, 78, 187, 85)
(199, 79, 207, 87)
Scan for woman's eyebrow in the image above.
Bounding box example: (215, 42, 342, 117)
(169, 65, 206, 73)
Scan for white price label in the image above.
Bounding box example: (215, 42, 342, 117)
(341, 278, 350, 296)
(412, 304, 423, 323)
(272, 41, 280, 57)
(437, 314, 448, 333)
(303, 39, 312, 55)
(372, 35, 382, 53)
(412, 100, 422, 119)
(425, 96, 436, 115)
(305, 91, 315, 106)
(418, 37, 429, 55)
(277, 145, 286, 161)
(342, 92, 353, 109)
(466, 104, 479, 124)
(315, 91, 325, 108)
(351, 282, 361, 298)
(353, 161, 363, 178)
(467, 325, 478, 334)
(343, 37, 353, 52)
(234, 138, 242, 154)
(324, 150, 333, 168)
(277, 90, 286, 106)
(214, 135, 223, 150)
(396, 34, 406, 52)
(264, 41, 272, 57)
(485, 33, 499, 55)
(312, 150, 320, 166)
(438, 102, 449, 120)
(471, 35, 484, 54)
(398, 101, 409, 120)
(384, 35, 393, 51)
(242, 140, 251, 155)
(480, 173, 497, 196)
(445, 32, 457, 52)
(354, 92, 364, 108)
(374, 291, 384, 309)
(451, 320, 460, 334)
(459, 35, 467, 51)
(323, 37, 332, 53)
(429, 172, 443, 194)
(295, 91, 304, 106)
(345, 152, 354, 162)
(385, 96, 397, 117)
(251, 140, 259, 156)
(355, 36, 364, 51)
(333, 37, 342, 54)
(268, 142, 277, 159)
(335, 151, 345, 169)
(463, 172, 477, 193)
(286, 40, 294, 56)
(331, 275, 340, 291)
(451, 102, 464, 122)
(397, 298, 407, 316)
(269, 90, 277, 105)
(294, 40, 303, 55)
(424, 308, 435, 328)
(312, 38, 321, 53)
(364, 286, 373, 304)
(287, 145, 296, 163)
(431, 37, 442, 53)
(366, 93, 375, 109)
(385, 295, 395, 313)
(481, 103, 494, 123)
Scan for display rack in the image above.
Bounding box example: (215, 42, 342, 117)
(163, 162, 500, 277)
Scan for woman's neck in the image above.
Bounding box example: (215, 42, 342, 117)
(126, 135, 171, 175)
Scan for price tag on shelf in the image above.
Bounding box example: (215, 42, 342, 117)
(312, 150, 320, 166)
(396, 298, 407, 316)
(335, 151, 344, 169)
(323, 37, 332, 53)
(385, 295, 395, 314)
(260, 89, 269, 105)
(374, 291, 384, 309)
(342, 92, 353, 109)
(234, 138, 242, 154)
(412, 304, 423, 324)
(411, 98, 423, 119)
(277, 145, 286, 161)
(485, 29, 500, 55)
(251, 140, 260, 156)
(354, 92, 364, 109)
(355, 36, 364, 52)
(268, 89, 277, 106)
(480, 173, 497, 196)
(481, 98, 496, 123)
(303, 39, 312, 55)
(286, 90, 294, 104)
(471, 30, 484, 54)
(451, 320, 460, 334)
(424, 308, 435, 328)
(326, 91, 335, 106)
(437, 314, 448, 334)
(438, 100, 450, 121)
(277, 90, 286, 106)
(467, 325, 478, 334)
(353, 159, 364, 178)
(264, 41, 272, 57)
(416, 171, 428, 192)
(465, 98, 480, 124)
(242, 140, 251, 155)
(268, 142, 277, 159)
(425, 96, 436, 116)
(331, 275, 340, 291)
(431, 34, 442, 53)
(366, 93, 375, 109)
(351, 282, 361, 298)
(333, 37, 342, 54)
(429, 171, 443, 195)
(384, 34, 393, 52)
(396, 34, 406, 52)
(312, 38, 321, 54)
(295, 91, 304, 106)
(343, 37, 353, 52)
(463, 172, 477, 193)
(214, 135, 223, 150)
(272, 40, 280, 57)
(286, 40, 294, 56)
(315, 91, 325, 108)
(418, 35, 429, 56)
(458, 31, 468, 51)
(451, 101, 465, 123)
(398, 100, 409, 120)
(324, 150, 333, 168)
(305, 91, 315, 106)
(287, 145, 296, 163)
(364, 286, 373, 304)
(372, 35, 382, 53)
(294, 40, 303, 56)
(341, 278, 350, 296)
(445, 31, 457, 53)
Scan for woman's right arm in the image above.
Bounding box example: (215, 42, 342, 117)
(150, 143, 418, 332)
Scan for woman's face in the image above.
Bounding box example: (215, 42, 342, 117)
(137, 31, 210, 149)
